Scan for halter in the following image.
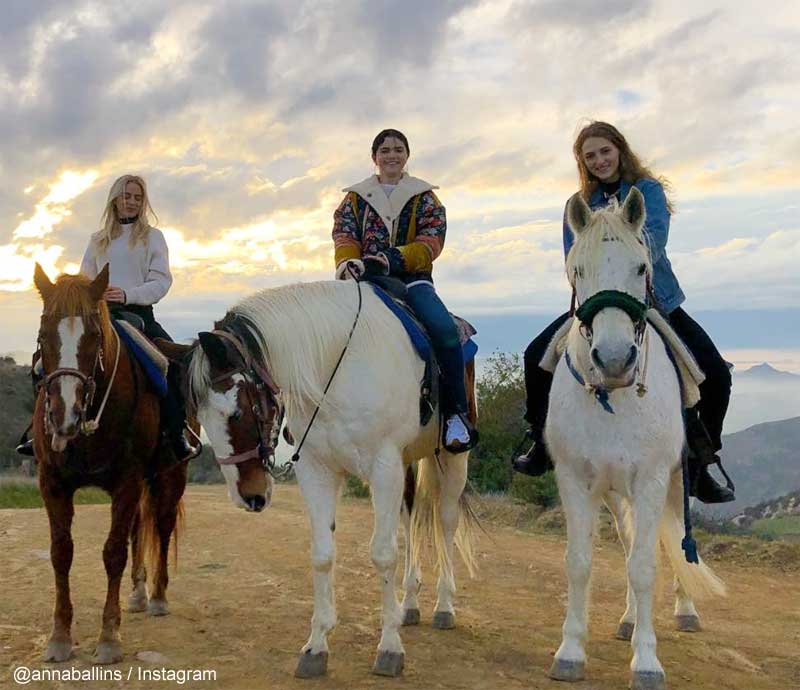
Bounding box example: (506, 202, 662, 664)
(206, 328, 284, 475)
(42, 318, 122, 438)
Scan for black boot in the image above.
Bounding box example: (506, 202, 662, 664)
(16, 437, 35, 457)
(512, 429, 553, 477)
(685, 411, 735, 504)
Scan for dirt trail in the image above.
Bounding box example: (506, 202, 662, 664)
(1, 485, 798, 690)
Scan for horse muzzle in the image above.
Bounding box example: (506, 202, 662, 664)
(591, 343, 638, 386)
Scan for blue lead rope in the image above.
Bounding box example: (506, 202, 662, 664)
(680, 448, 699, 564)
(564, 351, 615, 414)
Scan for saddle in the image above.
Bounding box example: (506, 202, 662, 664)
(363, 276, 478, 425)
(112, 318, 169, 398)
(538, 311, 704, 408)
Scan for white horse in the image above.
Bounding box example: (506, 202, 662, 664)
(184, 281, 476, 678)
(546, 189, 725, 690)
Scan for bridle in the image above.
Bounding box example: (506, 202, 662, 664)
(41, 314, 122, 437)
(205, 328, 285, 475)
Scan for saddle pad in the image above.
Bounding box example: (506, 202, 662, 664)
(538, 312, 703, 409)
(368, 284, 478, 364)
(113, 320, 169, 397)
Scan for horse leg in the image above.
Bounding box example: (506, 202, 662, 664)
(605, 492, 636, 641)
(295, 470, 340, 678)
(400, 497, 421, 626)
(94, 482, 142, 664)
(627, 475, 670, 690)
(550, 473, 597, 682)
(127, 509, 147, 613)
(147, 469, 186, 616)
(41, 481, 76, 662)
(369, 454, 405, 677)
(432, 450, 469, 630)
(674, 575, 701, 632)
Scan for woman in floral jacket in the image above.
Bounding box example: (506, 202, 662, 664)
(332, 128, 477, 452)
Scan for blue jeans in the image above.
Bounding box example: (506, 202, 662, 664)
(405, 283, 467, 415)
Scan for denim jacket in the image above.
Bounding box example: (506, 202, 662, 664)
(562, 177, 685, 314)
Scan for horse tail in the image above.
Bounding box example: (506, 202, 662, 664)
(137, 474, 185, 578)
(659, 470, 726, 600)
(410, 454, 478, 592)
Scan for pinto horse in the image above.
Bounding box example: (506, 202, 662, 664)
(32, 264, 187, 664)
(179, 281, 478, 678)
(546, 190, 725, 690)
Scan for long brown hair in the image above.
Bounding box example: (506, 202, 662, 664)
(573, 121, 674, 213)
(94, 175, 159, 252)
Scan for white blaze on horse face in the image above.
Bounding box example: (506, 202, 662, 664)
(55, 317, 84, 436)
(196, 374, 249, 509)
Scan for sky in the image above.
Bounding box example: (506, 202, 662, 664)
(1, 0, 799, 369)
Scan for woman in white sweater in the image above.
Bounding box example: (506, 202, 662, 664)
(19, 175, 196, 461)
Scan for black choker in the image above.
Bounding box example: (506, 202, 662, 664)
(118, 215, 139, 224)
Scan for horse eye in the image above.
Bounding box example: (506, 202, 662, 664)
(637, 264, 647, 276)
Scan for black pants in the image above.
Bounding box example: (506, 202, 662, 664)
(522, 308, 730, 449)
(110, 304, 186, 437)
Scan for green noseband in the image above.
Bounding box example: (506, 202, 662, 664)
(575, 290, 648, 326)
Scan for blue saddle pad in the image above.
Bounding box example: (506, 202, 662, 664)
(112, 320, 168, 397)
(368, 284, 478, 365)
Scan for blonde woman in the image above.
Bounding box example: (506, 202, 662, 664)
(18, 175, 196, 461)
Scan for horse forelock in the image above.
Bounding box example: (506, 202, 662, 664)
(566, 208, 651, 288)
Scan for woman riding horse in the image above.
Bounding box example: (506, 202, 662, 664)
(514, 121, 734, 504)
(332, 128, 478, 452)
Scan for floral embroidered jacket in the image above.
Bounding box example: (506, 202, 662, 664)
(332, 174, 446, 284)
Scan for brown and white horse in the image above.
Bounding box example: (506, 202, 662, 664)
(32, 263, 187, 664)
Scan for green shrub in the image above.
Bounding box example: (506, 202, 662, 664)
(343, 473, 370, 498)
(509, 471, 559, 508)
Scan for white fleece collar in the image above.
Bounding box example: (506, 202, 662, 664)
(343, 174, 438, 225)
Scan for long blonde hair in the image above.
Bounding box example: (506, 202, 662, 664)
(573, 121, 675, 214)
(94, 175, 158, 252)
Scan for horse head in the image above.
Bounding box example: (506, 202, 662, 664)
(34, 263, 112, 451)
(178, 328, 279, 512)
(566, 187, 651, 388)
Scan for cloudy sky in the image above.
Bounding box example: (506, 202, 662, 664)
(1, 0, 798, 368)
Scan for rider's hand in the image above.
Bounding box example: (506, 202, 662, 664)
(363, 253, 390, 276)
(103, 286, 126, 303)
(335, 259, 365, 280)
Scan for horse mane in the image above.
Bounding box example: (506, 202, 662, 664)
(565, 204, 652, 288)
(188, 281, 406, 419)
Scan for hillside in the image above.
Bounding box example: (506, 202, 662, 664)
(0, 358, 34, 471)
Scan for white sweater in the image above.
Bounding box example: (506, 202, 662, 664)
(80, 223, 173, 306)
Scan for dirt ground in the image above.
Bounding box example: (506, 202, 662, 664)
(1, 485, 798, 690)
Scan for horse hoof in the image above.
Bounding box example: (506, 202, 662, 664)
(631, 670, 666, 690)
(549, 659, 585, 682)
(94, 641, 123, 665)
(148, 599, 169, 617)
(43, 640, 73, 662)
(128, 593, 147, 613)
(372, 651, 405, 677)
(675, 614, 701, 633)
(432, 611, 455, 629)
(616, 621, 635, 640)
(295, 651, 328, 678)
(402, 608, 421, 626)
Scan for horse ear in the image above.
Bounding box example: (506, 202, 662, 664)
(89, 264, 110, 302)
(33, 263, 54, 301)
(621, 187, 646, 234)
(154, 338, 192, 362)
(198, 332, 230, 371)
(566, 192, 592, 237)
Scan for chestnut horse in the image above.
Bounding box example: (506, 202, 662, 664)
(32, 263, 187, 664)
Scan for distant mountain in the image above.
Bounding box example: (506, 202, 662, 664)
(0, 360, 34, 471)
(735, 363, 800, 381)
(729, 489, 800, 528)
(0, 351, 33, 366)
(701, 416, 800, 518)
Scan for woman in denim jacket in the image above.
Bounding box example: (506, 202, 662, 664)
(514, 121, 734, 504)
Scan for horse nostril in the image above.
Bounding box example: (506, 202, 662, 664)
(246, 495, 266, 512)
(625, 345, 638, 369)
(591, 347, 604, 369)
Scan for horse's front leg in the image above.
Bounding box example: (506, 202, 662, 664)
(550, 469, 598, 683)
(41, 480, 76, 662)
(95, 480, 142, 664)
(295, 469, 340, 679)
(369, 454, 405, 677)
(628, 474, 670, 690)
(432, 449, 469, 630)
